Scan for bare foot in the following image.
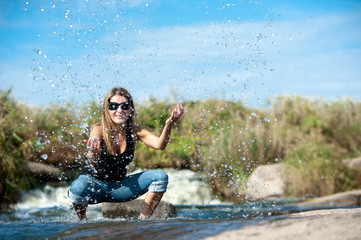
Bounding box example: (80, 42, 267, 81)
(139, 192, 164, 219)
(73, 203, 88, 221)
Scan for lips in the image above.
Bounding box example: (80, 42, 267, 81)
(113, 114, 128, 122)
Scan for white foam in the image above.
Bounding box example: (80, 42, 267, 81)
(15, 185, 70, 209)
(161, 168, 223, 205)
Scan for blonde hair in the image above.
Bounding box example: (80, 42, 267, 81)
(101, 87, 140, 155)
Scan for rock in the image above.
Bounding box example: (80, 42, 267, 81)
(102, 199, 176, 219)
(26, 161, 61, 181)
(203, 208, 361, 240)
(298, 189, 361, 207)
(342, 156, 361, 170)
(246, 163, 286, 200)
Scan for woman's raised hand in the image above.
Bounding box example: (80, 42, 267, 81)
(166, 104, 184, 125)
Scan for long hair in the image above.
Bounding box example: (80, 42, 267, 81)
(101, 87, 140, 155)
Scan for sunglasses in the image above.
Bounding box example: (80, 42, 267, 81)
(108, 102, 131, 111)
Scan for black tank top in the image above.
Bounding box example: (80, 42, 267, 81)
(83, 127, 135, 182)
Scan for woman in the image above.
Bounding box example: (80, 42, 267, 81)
(68, 87, 184, 220)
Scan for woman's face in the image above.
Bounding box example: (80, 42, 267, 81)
(108, 95, 132, 125)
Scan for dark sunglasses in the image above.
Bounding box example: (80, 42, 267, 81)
(108, 102, 131, 111)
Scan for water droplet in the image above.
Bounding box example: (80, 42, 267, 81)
(34, 49, 42, 54)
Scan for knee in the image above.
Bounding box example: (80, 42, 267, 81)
(153, 169, 168, 183)
(69, 175, 93, 197)
(147, 170, 168, 193)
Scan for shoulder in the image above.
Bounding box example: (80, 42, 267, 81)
(90, 123, 103, 137)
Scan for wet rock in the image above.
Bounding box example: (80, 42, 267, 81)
(203, 208, 361, 240)
(342, 156, 361, 171)
(298, 189, 361, 207)
(102, 199, 176, 219)
(26, 161, 61, 181)
(246, 163, 286, 200)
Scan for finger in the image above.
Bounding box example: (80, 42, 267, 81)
(88, 136, 99, 145)
(177, 104, 183, 112)
(174, 110, 180, 118)
(91, 139, 99, 149)
(93, 142, 100, 150)
(87, 137, 97, 148)
(176, 105, 183, 117)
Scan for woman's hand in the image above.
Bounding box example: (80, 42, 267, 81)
(166, 104, 184, 125)
(83, 136, 101, 155)
(84, 137, 101, 150)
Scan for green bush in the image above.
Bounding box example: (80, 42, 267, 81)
(0, 90, 37, 208)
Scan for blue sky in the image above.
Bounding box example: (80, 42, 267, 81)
(1, 0, 360, 107)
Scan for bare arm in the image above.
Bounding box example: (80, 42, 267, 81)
(139, 104, 184, 150)
(84, 124, 103, 163)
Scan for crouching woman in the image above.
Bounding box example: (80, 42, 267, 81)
(68, 87, 184, 220)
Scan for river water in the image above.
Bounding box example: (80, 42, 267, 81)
(0, 169, 309, 240)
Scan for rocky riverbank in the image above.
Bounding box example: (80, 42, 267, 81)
(204, 208, 361, 240)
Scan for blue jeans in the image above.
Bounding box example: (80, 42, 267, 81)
(68, 169, 168, 205)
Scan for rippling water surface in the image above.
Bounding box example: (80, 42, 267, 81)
(1, 201, 302, 240)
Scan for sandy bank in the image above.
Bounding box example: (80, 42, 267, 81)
(204, 208, 361, 240)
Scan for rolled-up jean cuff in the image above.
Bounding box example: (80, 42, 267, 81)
(68, 190, 88, 205)
(148, 180, 168, 192)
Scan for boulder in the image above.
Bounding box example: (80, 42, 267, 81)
(342, 157, 361, 171)
(298, 189, 361, 207)
(102, 199, 176, 219)
(26, 161, 61, 181)
(246, 163, 286, 200)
